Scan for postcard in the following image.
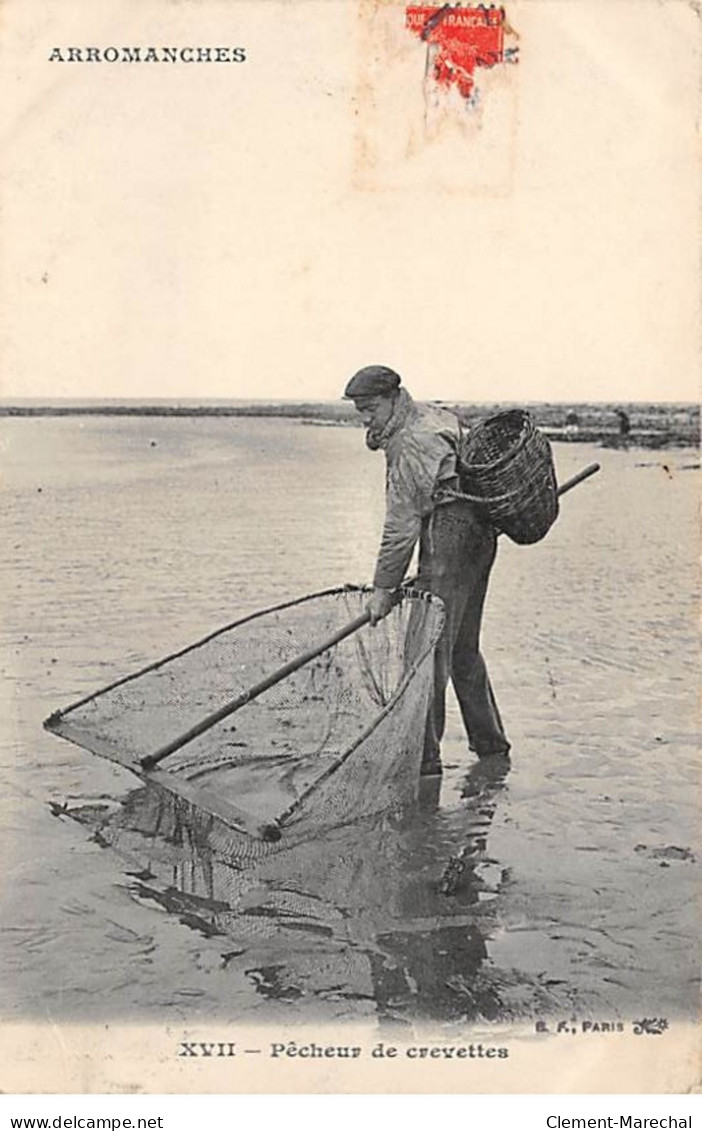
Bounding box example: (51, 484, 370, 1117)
(0, 0, 699, 1096)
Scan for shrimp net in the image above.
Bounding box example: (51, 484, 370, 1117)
(45, 587, 445, 862)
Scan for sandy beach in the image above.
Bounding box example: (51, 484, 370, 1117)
(0, 413, 699, 1030)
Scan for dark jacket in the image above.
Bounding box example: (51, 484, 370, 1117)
(369, 389, 462, 589)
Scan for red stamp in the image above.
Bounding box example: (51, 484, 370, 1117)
(406, 4, 518, 101)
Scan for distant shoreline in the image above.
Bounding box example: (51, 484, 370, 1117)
(0, 401, 698, 449)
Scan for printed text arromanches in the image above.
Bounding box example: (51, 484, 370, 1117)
(48, 46, 247, 63)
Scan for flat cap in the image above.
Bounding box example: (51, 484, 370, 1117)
(343, 365, 402, 399)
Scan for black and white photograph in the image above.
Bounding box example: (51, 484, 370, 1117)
(0, 0, 699, 1096)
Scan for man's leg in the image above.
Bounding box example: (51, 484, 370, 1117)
(450, 553, 510, 757)
(418, 502, 506, 770)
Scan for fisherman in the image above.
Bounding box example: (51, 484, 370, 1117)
(343, 365, 510, 776)
(615, 408, 631, 437)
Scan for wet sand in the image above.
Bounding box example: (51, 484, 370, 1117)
(0, 415, 699, 1029)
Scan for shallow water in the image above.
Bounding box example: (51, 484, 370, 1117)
(0, 415, 699, 1028)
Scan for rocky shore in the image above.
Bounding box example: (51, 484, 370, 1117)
(0, 400, 698, 449)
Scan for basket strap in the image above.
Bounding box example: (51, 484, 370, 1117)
(435, 486, 546, 508)
(436, 463, 599, 511)
(434, 490, 487, 507)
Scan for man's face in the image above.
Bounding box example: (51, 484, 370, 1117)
(352, 395, 394, 431)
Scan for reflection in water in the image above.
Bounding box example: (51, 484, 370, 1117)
(65, 756, 515, 1023)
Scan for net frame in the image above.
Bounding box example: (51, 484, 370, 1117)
(44, 585, 445, 855)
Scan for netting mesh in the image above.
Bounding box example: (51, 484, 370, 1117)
(46, 587, 444, 855)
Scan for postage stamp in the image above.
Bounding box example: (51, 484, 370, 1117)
(405, 4, 518, 103)
(353, 0, 519, 194)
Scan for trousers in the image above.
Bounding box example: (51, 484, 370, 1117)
(416, 499, 509, 763)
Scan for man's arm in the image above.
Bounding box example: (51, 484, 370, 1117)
(369, 431, 454, 622)
(372, 489, 423, 590)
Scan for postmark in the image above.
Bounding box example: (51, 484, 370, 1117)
(405, 4, 518, 104)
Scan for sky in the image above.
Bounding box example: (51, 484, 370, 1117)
(1, 0, 699, 404)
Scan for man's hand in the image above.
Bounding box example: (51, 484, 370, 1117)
(367, 587, 395, 626)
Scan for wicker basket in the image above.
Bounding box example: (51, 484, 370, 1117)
(459, 410, 559, 544)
